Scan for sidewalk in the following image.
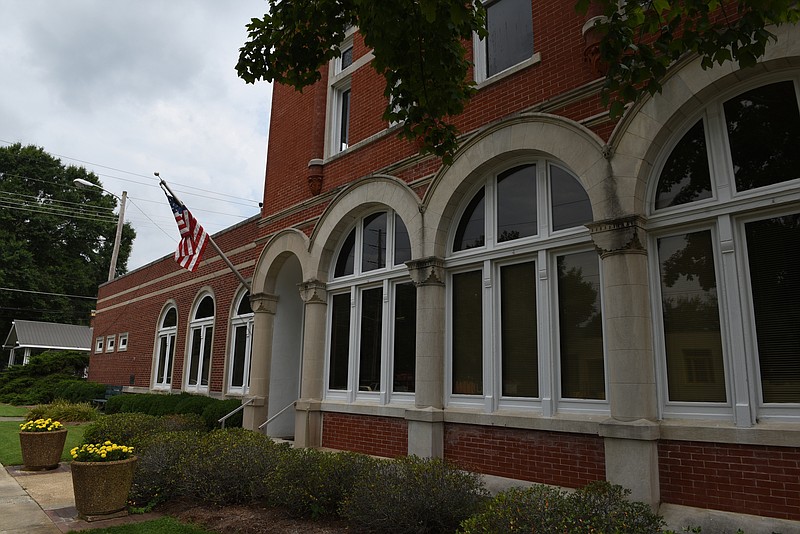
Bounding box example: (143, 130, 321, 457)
(0, 462, 161, 533)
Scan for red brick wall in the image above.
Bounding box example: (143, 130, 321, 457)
(659, 440, 800, 521)
(322, 412, 408, 458)
(444, 423, 605, 488)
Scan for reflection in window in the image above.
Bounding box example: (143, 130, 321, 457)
(362, 213, 387, 272)
(551, 165, 593, 231)
(655, 120, 712, 210)
(187, 296, 214, 390)
(657, 232, 726, 402)
(485, 0, 534, 78)
(558, 251, 605, 400)
(500, 261, 538, 397)
(724, 81, 800, 192)
(335, 229, 356, 277)
(453, 188, 486, 251)
(452, 271, 483, 395)
(154, 307, 176, 389)
(358, 288, 383, 391)
(745, 213, 800, 403)
(393, 283, 416, 392)
(229, 291, 254, 394)
(497, 165, 537, 242)
(329, 293, 351, 390)
(394, 215, 411, 266)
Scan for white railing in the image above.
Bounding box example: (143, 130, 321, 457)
(218, 397, 254, 428)
(258, 400, 296, 431)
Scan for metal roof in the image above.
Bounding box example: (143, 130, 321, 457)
(2, 320, 93, 352)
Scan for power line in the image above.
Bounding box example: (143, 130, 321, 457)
(0, 287, 97, 300)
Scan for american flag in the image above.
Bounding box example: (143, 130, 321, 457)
(165, 191, 208, 272)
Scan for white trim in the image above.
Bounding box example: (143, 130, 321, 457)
(105, 335, 116, 353)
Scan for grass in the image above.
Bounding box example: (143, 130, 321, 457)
(0, 403, 29, 417)
(80, 516, 216, 533)
(0, 420, 86, 466)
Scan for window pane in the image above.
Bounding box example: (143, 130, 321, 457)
(362, 212, 387, 272)
(231, 324, 248, 388)
(453, 187, 485, 251)
(497, 165, 537, 242)
(500, 261, 538, 397)
(655, 119, 712, 209)
(394, 214, 411, 265)
(329, 293, 351, 390)
(157, 336, 167, 384)
(166, 334, 174, 385)
(195, 296, 214, 319)
(334, 229, 356, 277)
(551, 165, 592, 231)
(163, 308, 177, 328)
(339, 88, 351, 151)
(745, 213, 800, 403)
(340, 45, 353, 70)
(658, 231, 726, 402)
(359, 288, 383, 391)
(558, 251, 605, 400)
(189, 329, 201, 386)
(486, 0, 534, 77)
(452, 271, 483, 394)
(201, 326, 213, 386)
(393, 282, 416, 392)
(237, 292, 252, 315)
(724, 81, 800, 192)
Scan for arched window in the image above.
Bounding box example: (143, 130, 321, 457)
(153, 306, 177, 390)
(327, 210, 416, 403)
(448, 161, 602, 415)
(650, 78, 800, 423)
(228, 290, 254, 395)
(186, 294, 214, 393)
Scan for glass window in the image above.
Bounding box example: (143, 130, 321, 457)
(329, 293, 351, 391)
(558, 251, 605, 400)
(452, 270, 483, 395)
(485, 0, 534, 78)
(335, 229, 356, 277)
(394, 215, 411, 266)
(453, 188, 486, 252)
(362, 212, 387, 272)
(724, 81, 800, 192)
(228, 291, 254, 394)
(338, 88, 351, 152)
(393, 282, 416, 392)
(154, 306, 176, 390)
(105, 335, 115, 353)
(551, 165, 593, 231)
(654, 120, 712, 210)
(497, 165, 537, 242)
(118, 333, 128, 351)
(95, 337, 104, 353)
(500, 261, 538, 397)
(657, 231, 726, 403)
(187, 295, 214, 392)
(358, 287, 383, 391)
(745, 213, 800, 403)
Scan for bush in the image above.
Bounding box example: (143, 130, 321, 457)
(26, 400, 99, 423)
(81, 412, 206, 449)
(268, 449, 376, 519)
(0, 351, 99, 405)
(459, 481, 665, 534)
(54, 380, 106, 403)
(342, 456, 488, 534)
(180, 428, 289, 505)
(130, 430, 203, 510)
(105, 392, 243, 429)
(201, 398, 243, 429)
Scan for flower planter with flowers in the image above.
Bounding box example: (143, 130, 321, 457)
(70, 441, 137, 520)
(19, 418, 67, 470)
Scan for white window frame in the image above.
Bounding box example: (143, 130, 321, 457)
(118, 332, 128, 352)
(153, 306, 177, 391)
(185, 294, 215, 394)
(95, 337, 104, 354)
(105, 335, 116, 353)
(473, 0, 541, 86)
(647, 73, 800, 425)
(227, 290, 254, 396)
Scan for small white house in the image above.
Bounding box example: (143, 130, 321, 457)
(3, 319, 93, 366)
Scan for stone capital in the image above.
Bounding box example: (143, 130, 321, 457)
(249, 292, 279, 314)
(406, 256, 446, 287)
(298, 279, 328, 304)
(587, 215, 648, 258)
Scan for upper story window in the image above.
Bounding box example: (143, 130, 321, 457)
(95, 337, 104, 354)
(650, 77, 800, 423)
(334, 211, 411, 278)
(154, 306, 177, 390)
(474, 0, 536, 84)
(118, 333, 128, 352)
(186, 294, 214, 393)
(105, 335, 116, 353)
(228, 290, 254, 395)
(328, 34, 357, 157)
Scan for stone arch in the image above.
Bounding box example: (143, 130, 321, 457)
(423, 114, 608, 258)
(609, 24, 800, 215)
(251, 229, 312, 295)
(308, 175, 423, 281)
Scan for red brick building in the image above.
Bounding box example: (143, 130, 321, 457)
(91, 2, 800, 525)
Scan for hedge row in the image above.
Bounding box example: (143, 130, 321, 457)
(0, 351, 104, 405)
(106, 392, 242, 429)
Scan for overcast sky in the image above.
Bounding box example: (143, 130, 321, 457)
(0, 1, 272, 273)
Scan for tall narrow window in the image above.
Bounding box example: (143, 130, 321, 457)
(500, 261, 538, 397)
(329, 293, 351, 390)
(154, 307, 177, 390)
(338, 88, 351, 152)
(228, 291, 254, 395)
(452, 270, 483, 395)
(484, 0, 534, 78)
(558, 251, 605, 400)
(187, 295, 214, 392)
(453, 188, 486, 252)
(657, 231, 726, 402)
(358, 287, 383, 391)
(393, 282, 416, 393)
(362, 212, 387, 272)
(654, 119, 712, 210)
(497, 165, 536, 242)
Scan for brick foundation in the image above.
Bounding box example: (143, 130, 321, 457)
(321, 412, 408, 458)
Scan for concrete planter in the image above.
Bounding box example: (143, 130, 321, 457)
(19, 429, 67, 470)
(71, 456, 138, 520)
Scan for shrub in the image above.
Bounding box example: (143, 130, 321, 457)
(342, 456, 488, 534)
(130, 430, 202, 510)
(54, 380, 106, 403)
(105, 392, 242, 428)
(459, 481, 665, 534)
(268, 449, 376, 519)
(201, 398, 243, 429)
(26, 400, 99, 422)
(180, 428, 289, 505)
(82, 412, 207, 449)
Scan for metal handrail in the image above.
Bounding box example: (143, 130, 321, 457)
(258, 400, 296, 431)
(218, 397, 254, 428)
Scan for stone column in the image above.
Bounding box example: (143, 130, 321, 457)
(293, 279, 328, 448)
(243, 292, 279, 432)
(405, 257, 446, 458)
(588, 215, 660, 508)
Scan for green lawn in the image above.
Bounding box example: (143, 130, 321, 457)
(0, 403, 29, 417)
(81, 517, 215, 534)
(0, 421, 86, 466)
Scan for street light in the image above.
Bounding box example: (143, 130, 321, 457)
(73, 178, 128, 282)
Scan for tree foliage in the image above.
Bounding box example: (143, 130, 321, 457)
(238, 0, 798, 159)
(0, 143, 135, 337)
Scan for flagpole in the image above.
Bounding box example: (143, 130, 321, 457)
(158, 174, 252, 293)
